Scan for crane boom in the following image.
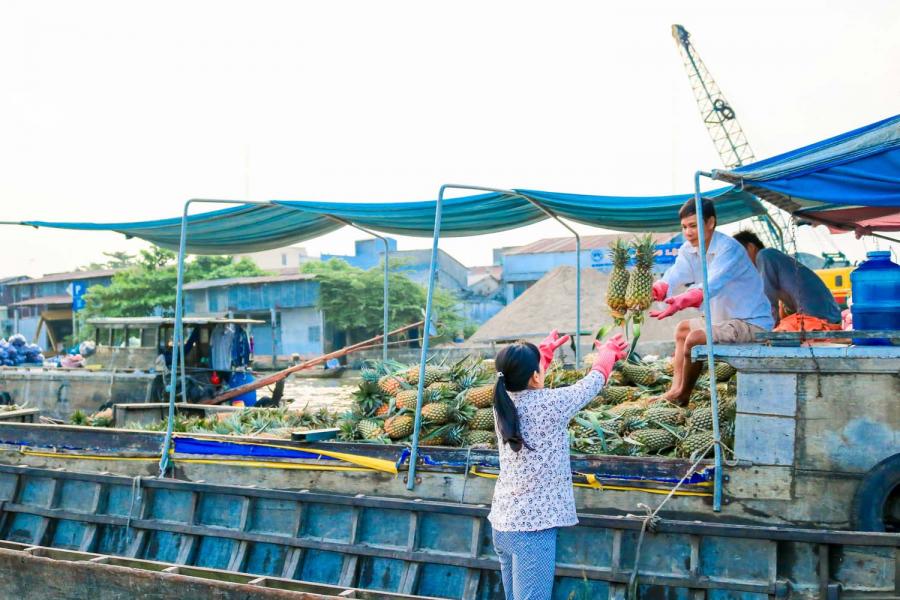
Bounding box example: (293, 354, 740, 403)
(672, 24, 795, 253)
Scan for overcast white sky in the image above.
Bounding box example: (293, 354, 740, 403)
(1, 0, 898, 278)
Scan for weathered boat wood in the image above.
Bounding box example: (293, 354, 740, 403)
(0, 408, 39, 423)
(0, 464, 895, 599)
(0, 541, 436, 599)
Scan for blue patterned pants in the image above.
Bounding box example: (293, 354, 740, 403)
(492, 527, 558, 600)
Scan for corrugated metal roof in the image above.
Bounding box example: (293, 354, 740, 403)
(6, 269, 117, 286)
(503, 234, 671, 255)
(12, 294, 72, 307)
(183, 273, 316, 291)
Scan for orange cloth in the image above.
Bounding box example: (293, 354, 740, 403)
(773, 313, 842, 333)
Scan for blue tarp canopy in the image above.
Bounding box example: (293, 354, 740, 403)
(16, 187, 764, 254)
(712, 114, 900, 233)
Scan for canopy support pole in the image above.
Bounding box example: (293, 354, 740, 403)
(406, 183, 582, 492)
(158, 199, 272, 478)
(693, 171, 723, 513)
(321, 215, 390, 363)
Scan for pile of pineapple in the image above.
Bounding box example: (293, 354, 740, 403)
(70, 406, 337, 439)
(559, 357, 738, 459)
(338, 357, 499, 447)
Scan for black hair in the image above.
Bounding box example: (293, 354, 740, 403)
(733, 230, 765, 249)
(493, 341, 539, 452)
(678, 197, 717, 224)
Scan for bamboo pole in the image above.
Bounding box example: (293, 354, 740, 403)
(200, 320, 424, 405)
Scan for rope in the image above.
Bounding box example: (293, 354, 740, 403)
(459, 447, 474, 504)
(625, 440, 720, 599)
(125, 475, 142, 540)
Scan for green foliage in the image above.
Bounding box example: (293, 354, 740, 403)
(80, 246, 268, 321)
(301, 259, 466, 343)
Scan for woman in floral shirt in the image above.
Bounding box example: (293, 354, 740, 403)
(489, 331, 627, 600)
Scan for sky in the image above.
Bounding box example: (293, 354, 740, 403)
(1, 0, 898, 278)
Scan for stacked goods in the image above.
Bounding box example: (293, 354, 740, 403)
(0, 335, 44, 366)
(624, 234, 657, 323)
(338, 356, 497, 447)
(72, 406, 338, 439)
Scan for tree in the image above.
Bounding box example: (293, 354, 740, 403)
(301, 259, 466, 343)
(80, 246, 267, 321)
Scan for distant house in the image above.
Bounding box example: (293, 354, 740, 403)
(6, 269, 116, 351)
(498, 234, 674, 303)
(0, 276, 29, 338)
(184, 273, 325, 358)
(324, 238, 469, 293)
(467, 266, 502, 297)
(233, 245, 313, 271)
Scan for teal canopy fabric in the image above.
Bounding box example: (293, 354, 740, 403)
(18, 187, 764, 254)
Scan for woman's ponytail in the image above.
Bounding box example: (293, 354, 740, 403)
(494, 342, 539, 452)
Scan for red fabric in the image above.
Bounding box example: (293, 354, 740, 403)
(803, 206, 900, 233)
(649, 288, 704, 320)
(774, 313, 842, 333)
(591, 334, 628, 380)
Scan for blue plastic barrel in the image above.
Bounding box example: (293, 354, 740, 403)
(228, 371, 257, 406)
(850, 251, 900, 345)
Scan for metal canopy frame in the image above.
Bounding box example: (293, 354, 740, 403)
(406, 183, 585, 491)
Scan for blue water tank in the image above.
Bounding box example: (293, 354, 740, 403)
(850, 251, 900, 345)
(228, 371, 257, 406)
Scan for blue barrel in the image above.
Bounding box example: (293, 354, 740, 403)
(850, 251, 900, 345)
(228, 371, 257, 406)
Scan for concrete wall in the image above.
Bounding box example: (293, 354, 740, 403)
(279, 307, 324, 357)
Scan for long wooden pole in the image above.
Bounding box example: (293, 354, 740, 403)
(200, 320, 424, 405)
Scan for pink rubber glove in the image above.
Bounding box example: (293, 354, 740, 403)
(591, 334, 628, 380)
(649, 287, 704, 320)
(652, 280, 669, 302)
(538, 329, 571, 371)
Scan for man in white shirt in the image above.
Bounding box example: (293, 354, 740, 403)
(649, 198, 773, 405)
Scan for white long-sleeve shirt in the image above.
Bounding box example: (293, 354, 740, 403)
(661, 231, 774, 330)
(488, 370, 605, 532)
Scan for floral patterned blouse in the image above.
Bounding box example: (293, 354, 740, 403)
(488, 370, 604, 532)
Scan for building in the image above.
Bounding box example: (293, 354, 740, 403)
(233, 245, 313, 271)
(497, 234, 675, 303)
(5, 269, 116, 351)
(324, 238, 469, 293)
(183, 273, 324, 358)
(0, 276, 29, 338)
(467, 266, 502, 297)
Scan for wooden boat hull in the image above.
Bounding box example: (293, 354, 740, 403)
(0, 463, 895, 599)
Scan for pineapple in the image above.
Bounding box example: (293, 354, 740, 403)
(687, 399, 736, 432)
(678, 430, 715, 458)
(643, 405, 686, 427)
(466, 384, 495, 409)
(624, 234, 656, 320)
(394, 389, 419, 411)
(405, 365, 443, 387)
(463, 430, 497, 447)
(712, 361, 737, 381)
(422, 401, 450, 425)
(602, 385, 638, 405)
(426, 381, 461, 395)
(357, 418, 385, 440)
(469, 408, 495, 431)
(607, 401, 645, 421)
(627, 428, 677, 453)
(378, 375, 404, 396)
(383, 415, 414, 440)
(374, 402, 391, 417)
(607, 369, 626, 386)
(620, 362, 661, 386)
(480, 359, 496, 373)
(420, 425, 450, 446)
(605, 238, 631, 322)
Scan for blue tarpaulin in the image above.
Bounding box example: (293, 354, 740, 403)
(16, 187, 763, 254)
(712, 114, 900, 232)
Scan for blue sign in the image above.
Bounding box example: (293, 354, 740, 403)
(72, 280, 88, 312)
(591, 243, 680, 270)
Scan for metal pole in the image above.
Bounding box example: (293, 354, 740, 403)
(407, 185, 445, 491)
(693, 170, 723, 512)
(157, 199, 273, 478)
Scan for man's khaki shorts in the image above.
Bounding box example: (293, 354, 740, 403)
(688, 318, 765, 344)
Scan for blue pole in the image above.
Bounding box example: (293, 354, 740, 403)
(158, 199, 191, 477)
(382, 239, 389, 363)
(693, 170, 723, 512)
(406, 185, 444, 491)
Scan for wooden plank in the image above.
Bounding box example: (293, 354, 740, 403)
(726, 466, 793, 501)
(734, 414, 796, 466)
(736, 373, 797, 416)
